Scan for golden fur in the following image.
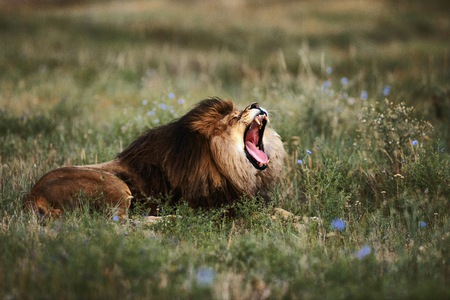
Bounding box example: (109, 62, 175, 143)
(24, 98, 286, 219)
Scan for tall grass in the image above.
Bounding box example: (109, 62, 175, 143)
(1, 0, 449, 299)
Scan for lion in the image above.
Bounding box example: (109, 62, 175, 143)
(24, 97, 286, 220)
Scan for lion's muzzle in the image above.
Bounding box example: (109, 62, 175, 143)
(244, 105, 269, 170)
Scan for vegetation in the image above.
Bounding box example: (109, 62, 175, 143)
(1, 0, 449, 299)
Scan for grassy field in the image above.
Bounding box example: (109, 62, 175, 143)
(1, 0, 449, 299)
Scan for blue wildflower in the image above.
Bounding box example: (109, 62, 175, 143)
(177, 98, 185, 105)
(147, 110, 155, 117)
(113, 215, 119, 222)
(340, 77, 349, 86)
(331, 218, 346, 231)
(360, 90, 368, 100)
(168, 93, 175, 99)
(419, 221, 427, 228)
(159, 103, 168, 110)
(196, 267, 215, 287)
(326, 66, 333, 75)
(141, 99, 148, 106)
(356, 245, 371, 259)
(306, 149, 312, 155)
(297, 159, 303, 165)
(322, 80, 332, 90)
(412, 140, 418, 146)
(383, 85, 391, 96)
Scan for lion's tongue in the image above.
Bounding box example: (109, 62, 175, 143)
(245, 126, 268, 164)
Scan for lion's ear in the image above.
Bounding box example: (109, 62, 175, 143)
(185, 98, 235, 138)
(189, 114, 228, 138)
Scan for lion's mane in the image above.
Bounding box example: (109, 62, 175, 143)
(116, 97, 285, 210)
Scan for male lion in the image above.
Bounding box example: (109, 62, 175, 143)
(24, 98, 286, 220)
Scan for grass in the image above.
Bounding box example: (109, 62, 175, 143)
(1, 0, 449, 299)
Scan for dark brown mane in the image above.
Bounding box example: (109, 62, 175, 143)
(117, 98, 238, 208)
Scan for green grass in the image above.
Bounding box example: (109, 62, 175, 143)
(1, 0, 449, 299)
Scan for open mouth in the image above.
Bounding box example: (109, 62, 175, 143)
(244, 111, 269, 170)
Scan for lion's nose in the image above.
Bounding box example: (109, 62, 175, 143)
(249, 103, 259, 110)
(245, 102, 267, 117)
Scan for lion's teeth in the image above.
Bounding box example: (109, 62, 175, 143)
(255, 118, 261, 125)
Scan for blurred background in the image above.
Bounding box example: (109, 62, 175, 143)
(0, 0, 449, 146)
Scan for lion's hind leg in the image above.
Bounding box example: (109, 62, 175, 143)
(24, 167, 133, 221)
(23, 194, 63, 220)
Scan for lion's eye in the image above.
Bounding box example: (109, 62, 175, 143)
(232, 112, 240, 119)
(228, 115, 239, 125)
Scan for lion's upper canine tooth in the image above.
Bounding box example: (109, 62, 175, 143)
(255, 118, 261, 125)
